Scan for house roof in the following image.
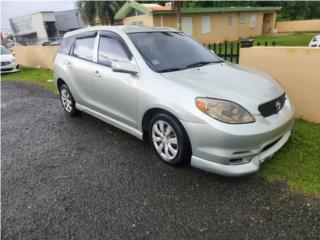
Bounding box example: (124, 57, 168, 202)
(141, 3, 171, 11)
(114, 2, 281, 20)
(154, 6, 282, 15)
(114, 1, 152, 20)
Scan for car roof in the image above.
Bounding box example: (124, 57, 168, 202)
(63, 25, 178, 38)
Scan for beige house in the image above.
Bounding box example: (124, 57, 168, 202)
(114, 2, 280, 44)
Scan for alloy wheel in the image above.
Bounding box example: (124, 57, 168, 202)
(60, 88, 73, 113)
(152, 120, 178, 161)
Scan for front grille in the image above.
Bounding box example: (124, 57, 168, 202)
(258, 93, 286, 118)
(1, 68, 13, 72)
(1, 61, 10, 66)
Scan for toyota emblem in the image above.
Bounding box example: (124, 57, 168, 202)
(275, 101, 282, 112)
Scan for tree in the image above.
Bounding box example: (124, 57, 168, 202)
(171, 1, 186, 30)
(187, 1, 320, 21)
(77, 1, 123, 26)
(77, 1, 95, 26)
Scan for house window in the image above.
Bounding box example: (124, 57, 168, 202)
(239, 13, 246, 23)
(182, 17, 193, 35)
(228, 15, 233, 26)
(250, 14, 256, 28)
(132, 21, 143, 26)
(201, 16, 211, 34)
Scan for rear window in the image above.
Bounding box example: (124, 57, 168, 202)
(58, 37, 74, 55)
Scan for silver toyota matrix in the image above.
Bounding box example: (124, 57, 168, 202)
(54, 26, 295, 177)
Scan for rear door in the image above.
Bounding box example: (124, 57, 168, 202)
(67, 31, 98, 107)
(91, 31, 139, 129)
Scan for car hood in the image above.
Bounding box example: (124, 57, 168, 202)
(161, 62, 284, 114)
(0, 54, 15, 62)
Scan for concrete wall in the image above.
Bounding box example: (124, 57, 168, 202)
(123, 14, 154, 27)
(54, 9, 85, 33)
(10, 14, 33, 34)
(13, 45, 58, 69)
(31, 13, 49, 40)
(152, 12, 270, 44)
(239, 47, 320, 123)
(276, 19, 320, 33)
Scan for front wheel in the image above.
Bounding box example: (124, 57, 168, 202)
(149, 112, 191, 165)
(59, 84, 80, 117)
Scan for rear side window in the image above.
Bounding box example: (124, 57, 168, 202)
(58, 37, 74, 54)
(72, 37, 96, 61)
(98, 36, 130, 66)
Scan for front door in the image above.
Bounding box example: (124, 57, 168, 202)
(92, 32, 138, 129)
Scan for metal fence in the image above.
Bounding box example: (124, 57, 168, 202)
(205, 40, 278, 64)
(206, 42, 240, 63)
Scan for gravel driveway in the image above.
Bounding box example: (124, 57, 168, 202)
(1, 81, 319, 240)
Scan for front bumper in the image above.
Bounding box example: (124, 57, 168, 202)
(191, 129, 291, 176)
(0, 63, 20, 73)
(181, 98, 295, 177)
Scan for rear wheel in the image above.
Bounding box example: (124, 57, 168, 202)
(59, 84, 80, 117)
(149, 112, 191, 165)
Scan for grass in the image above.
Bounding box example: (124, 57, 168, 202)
(1, 68, 320, 195)
(254, 32, 315, 46)
(1, 67, 57, 94)
(209, 32, 316, 62)
(260, 119, 320, 195)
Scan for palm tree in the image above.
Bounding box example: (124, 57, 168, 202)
(77, 1, 95, 26)
(171, 0, 186, 30)
(77, 1, 122, 26)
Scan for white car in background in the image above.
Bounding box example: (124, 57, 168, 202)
(309, 34, 320, 47)
(0, 45, 20, 73)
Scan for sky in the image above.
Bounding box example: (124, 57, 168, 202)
(1, 0, 76, 34)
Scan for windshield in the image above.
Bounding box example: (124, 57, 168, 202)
(128, 32, 221, 73)
(1, 46, 11, 55)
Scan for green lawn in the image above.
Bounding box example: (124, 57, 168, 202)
(260, 119, 320, 195)
(254, 32, 315, 46)
(208, 32, 316, 62)
(1, 67, 56, 94)
(1, 68, 320, 195)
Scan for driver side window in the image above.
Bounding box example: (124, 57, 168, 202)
(98, 35, 130, 67)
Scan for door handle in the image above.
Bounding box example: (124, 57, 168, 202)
(93, 70, 101, 77)
(66, 62, 72, 68)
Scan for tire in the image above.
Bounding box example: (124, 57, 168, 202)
(59, 84, 80, 117)
(149, 112, 191, 165)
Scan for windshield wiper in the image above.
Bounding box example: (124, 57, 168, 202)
(159, 67, 186, 73)
(186, 60, 223, 69)
(159, 60, 224, 73)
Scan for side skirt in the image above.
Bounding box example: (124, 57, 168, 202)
(76, 103, 143, 140)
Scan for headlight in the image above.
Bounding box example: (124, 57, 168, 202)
(11, 59, 16, 63)
(195, 97, 255, 124)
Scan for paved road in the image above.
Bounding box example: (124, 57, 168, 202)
(1, 81, 319, 240)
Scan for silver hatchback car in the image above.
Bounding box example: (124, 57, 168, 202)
(54, 26, 295, 177)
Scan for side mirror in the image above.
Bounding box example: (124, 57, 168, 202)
(111, 61, 138, 75)
(11, 51, 16, 56)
